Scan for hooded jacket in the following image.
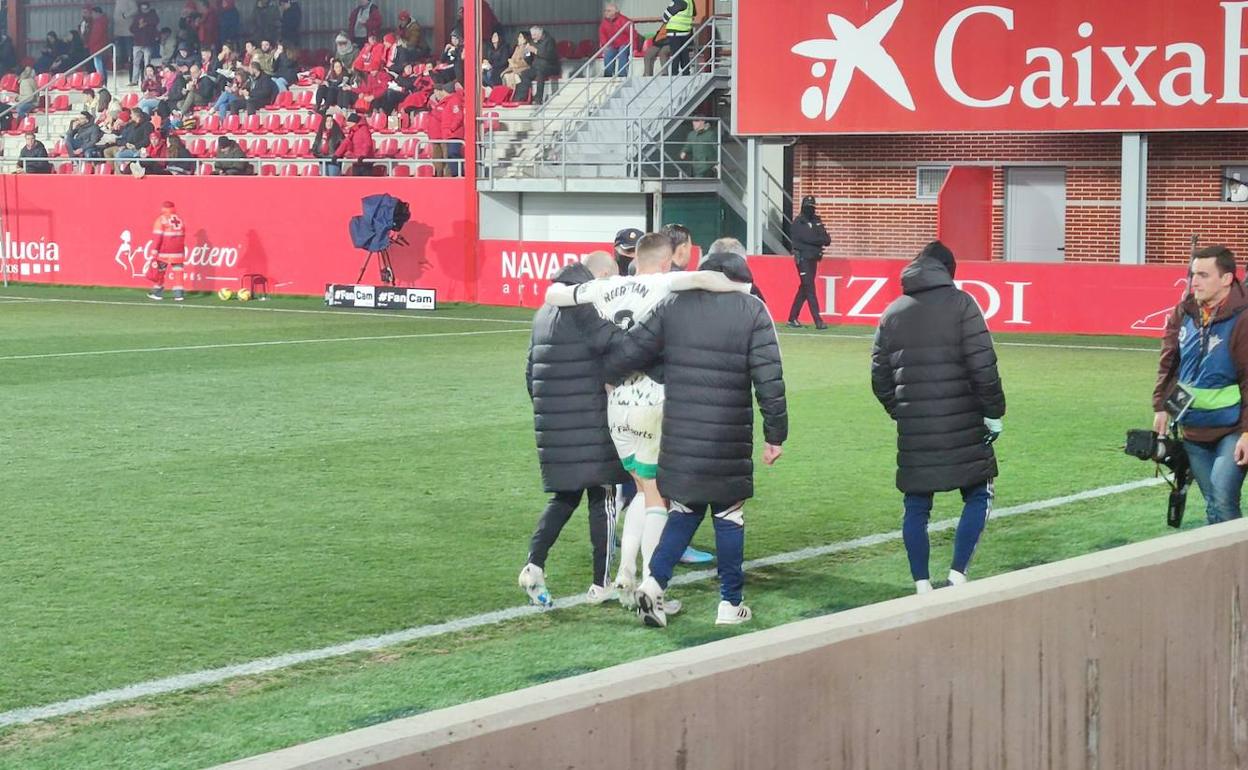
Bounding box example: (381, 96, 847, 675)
(526, 262, 630, 493)
(871, 256, 1006, 494)
(597, 253, 788, 503)
(1153, 282, 1248, 443)
(791, 198, 830, 262)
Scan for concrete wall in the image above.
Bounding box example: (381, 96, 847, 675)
(219, 520, 1248, 770)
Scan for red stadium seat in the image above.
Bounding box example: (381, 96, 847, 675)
(293, 137, 312, 157)
(271, 91, 294, 110)
(256, 138, 275, 158)
(556, 40, 574, 60)
(242, 112, 261, 133)
(294, 90, 313, 108)
(97, 161, 113, 174)
(264, 113, 283, 133)
(368, 111, 389, 133)
(392, 164, 411, 177)
(303, 162, 320, 176)
(50, 94, 70, 112)
(75, 161, 95, 174)
(281, 163, 299, 176)
(9, 116, 36, 135)
(86, 72, 103, 89)
(198, 162, 214, 175)
(306, 112, 323, 133)
(416, 141, 432, 160)
(222, 113, 241, 133)
(0, 74, 17, 92)
(35, 73, 51, 89)
(56, 162, 72, 174)
(415, 163, 434, 177)
(483, 85, 510, 107)
(200, 113, 221, 134)
(270, 137, 290, 156)
(120, 92, 139, 109)
(480, 110, 500, 134)
(68, 72, 85, 89)
(374, 137, 397, 157)
(410, 111, 429, 133)
(575, 39, 595, 59)
(188, 138, 206, 157)
(49, 139, 66, 157)
(283, 113, 305, 133)
(259, 163, 277, 175)
(397, 138, 417, 158)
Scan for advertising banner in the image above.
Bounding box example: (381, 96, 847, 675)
(0, 175, 473, 300)
(735, 0, 1248, 134)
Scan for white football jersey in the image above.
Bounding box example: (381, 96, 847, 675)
(579, 273, 677, 404)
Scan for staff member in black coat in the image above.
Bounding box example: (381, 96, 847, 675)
(788, 195, 830, 329)
(594, 252, 788, 628)
(515, 25, 559, 104)
(870, 241, 1006, 595)
(521, 252, 629, 608)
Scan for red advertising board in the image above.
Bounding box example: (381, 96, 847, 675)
(735, 0, 1248, 134)
(0, 175, 473, 299)
(479, 240, 1188, 337)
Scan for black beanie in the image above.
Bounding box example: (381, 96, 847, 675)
(919, 240, 956, 278)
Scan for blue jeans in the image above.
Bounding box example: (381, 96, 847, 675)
(215, 92, 241, 120)
(1184, 433, 1246, 524)
(93, 53, 106, 79)
(137, 97, 160, 114)
(649, 501, 745, 605)
(902, 481, 993, 581)
(603, 45, 630, 77)
(273, 76, 289, 92)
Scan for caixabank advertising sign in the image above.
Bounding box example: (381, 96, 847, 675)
(735, 0, 1248, 133)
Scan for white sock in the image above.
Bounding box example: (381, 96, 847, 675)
(641, 506, 668, 579)
(915, 579, 934, 594)
(616, 495, 645, 583)
(948, 569, 967, 586)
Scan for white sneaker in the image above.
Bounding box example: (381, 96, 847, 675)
(518, 563, 553, 608)
(613, 571, 637, 609)
(915, 579, 934, 594)
(585, 584, 613, 605)
(715, 600, 752, 625)
(947, 570, 968, 586)
(635, 576, 667, 628)
(664, 597, 682, 616)
(146, 292, 163, 301)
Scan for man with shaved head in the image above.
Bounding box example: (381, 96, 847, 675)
(520, 251, 627, 608)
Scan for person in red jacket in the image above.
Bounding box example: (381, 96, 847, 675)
(198, 0, 219, 51)
(347, 0, 381, 48)
(85, 6, 110, 79)
(334, 111, 374, 175)
(147, 200, 187, 301)
(428, 80, 463, 177)
(598, 3, 637, 77)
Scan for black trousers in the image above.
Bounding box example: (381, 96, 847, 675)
(527, 486, 614, 587)
(665, 33, 692, 74)
(516, 61, 558, 103)
(788, 258, 822, 323)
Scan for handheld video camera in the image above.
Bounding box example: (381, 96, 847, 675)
(1124, 386, 1195, 528)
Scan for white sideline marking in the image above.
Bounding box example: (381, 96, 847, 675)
(778, 331, 1157, 353)
(0, 329, 528, 361)
(0, 477, 1164, 729)
(0, 295, 533, 325)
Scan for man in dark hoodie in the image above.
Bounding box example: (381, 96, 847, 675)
(1153, 245, 1248, 525)
(870, 241, 1005, 595)
(521, 251, 629, 609)
(788, 195, 830, 329)
(591, 251, 788, 628)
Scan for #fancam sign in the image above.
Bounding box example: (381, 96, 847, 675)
(735, 0, 1248, 133)
(325, 284, 438, 310)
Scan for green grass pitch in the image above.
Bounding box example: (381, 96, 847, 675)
(0, 285, 1187, 768)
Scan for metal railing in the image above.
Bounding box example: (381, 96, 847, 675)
(477, 114, 721, 187)
(526, 19, 636, 123)
(0, 43, 118, 137)
(491, 14, 732, 182)
(720, 130, 793, 253)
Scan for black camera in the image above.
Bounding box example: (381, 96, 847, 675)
(1124, 387, 1194, 528)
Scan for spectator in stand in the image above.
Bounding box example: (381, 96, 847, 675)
(96, 84, 114, 117)
(0, 32, 16, 77)
(13, 66, 37, 120)
(279, 0, 301, 46)
(501, 30, 530, 90)
(481, 30, 509, 87)
(173, 43, 197, 68)
(178, 62, 209, 111)
(218, 0, 240, 49)
(332, 32, 359, 72)
(334, 111, 373, 175)
(272, 43, 298, 91)
(137, 63, 165, 113)
(514, 26, 559, 104)
(253, 0, 281, 50)
(662, 0, 695, 75)
(215, 134, 250, 174)
(679, 117, 716, 177)
(66, 30, 89, 67)
(130, 1, 160, 84)
(111, 107, 152, 171)
(66, 111, 103, 162)
(34, 32, 65, 74)
(428, 80, 463, 177)
(165, 132, 194, 174)
(314, 109, 345, 174)
(252, 39, 276, 75)
(198, 0, 219, 52)
(240, 61, 276, 113)
(94, 113, 124, 156)
(160, 62, 188, 116)
(157, 27, 176, 64)
(130, 125, 165, 176)
(599, 3, 637, 78)
(82, 87, 100, 114)
(353, 33, 386, 75)
(375, 61, 415, 114)
(240, 40, 255, 67)
(348, 0, 382, 48)
(439, 29, 464, 83)
(114, 0, 137, 74)
(315, 59, 352, 110)
(18, 131, 51, 173)
(175, 4, 199, 54)
(397, 61, 434, 112)
(85, 6, 110, 80)
(212, 68, 243, 118)
(397, 11, 424, 54)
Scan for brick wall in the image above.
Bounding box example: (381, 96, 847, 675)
(794, 132, 1248, 265)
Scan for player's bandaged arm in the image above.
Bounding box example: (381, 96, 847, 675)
(668, 271, 753, 294)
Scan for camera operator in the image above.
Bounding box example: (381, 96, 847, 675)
(1153, 245, 1248, 523)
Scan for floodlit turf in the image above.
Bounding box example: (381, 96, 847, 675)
(0, 285, 1182, 769)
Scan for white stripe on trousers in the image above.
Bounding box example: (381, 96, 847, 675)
(602, 484, 616, 584)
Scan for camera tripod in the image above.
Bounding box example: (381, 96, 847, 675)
(356, 232, 409, 286)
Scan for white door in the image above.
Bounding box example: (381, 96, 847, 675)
(1005, 168, 1067, 262)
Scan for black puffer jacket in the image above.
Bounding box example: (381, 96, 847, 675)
(595, 254, 788, 503)
(527, 262, 629, 493)
(870, 258, 1006, 494)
